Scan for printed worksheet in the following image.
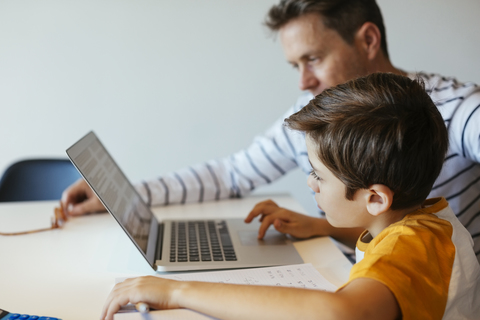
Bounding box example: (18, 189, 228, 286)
(116, 263, 337, 291)
(115, 264, 337, 319)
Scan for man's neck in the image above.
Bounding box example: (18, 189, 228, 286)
(369, 54, 406, 77)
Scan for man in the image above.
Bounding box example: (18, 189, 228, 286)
(62, 0, 480, 262)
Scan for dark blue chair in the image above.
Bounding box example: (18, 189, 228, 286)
(0, 159, 81, 202)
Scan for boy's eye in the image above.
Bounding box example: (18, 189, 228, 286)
(310, 170, 321, 181)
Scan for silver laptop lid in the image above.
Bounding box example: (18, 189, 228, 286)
(66, 131, 159, 268)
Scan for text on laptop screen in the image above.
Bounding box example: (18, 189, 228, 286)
(71, 138, 152, 253)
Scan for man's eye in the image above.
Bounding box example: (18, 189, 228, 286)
(310, 170, 321, 181)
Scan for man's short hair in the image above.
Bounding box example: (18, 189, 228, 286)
(285, 73, 449, 210)
(266, 0, 389, 59)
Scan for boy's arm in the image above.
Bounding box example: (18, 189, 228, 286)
(245, 199, 362, 249)
(101, 276, 400, 320)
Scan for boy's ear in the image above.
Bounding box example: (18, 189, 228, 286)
(365, 184, 394, 216)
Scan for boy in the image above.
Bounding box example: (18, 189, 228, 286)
(101, 73, 480, 320)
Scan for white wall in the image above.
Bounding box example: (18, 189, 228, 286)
(1, 0, 479, 215)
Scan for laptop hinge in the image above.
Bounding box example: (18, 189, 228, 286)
(156, 223, 164, 261)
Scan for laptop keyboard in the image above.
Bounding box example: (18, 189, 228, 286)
(169, 220, 237, 263)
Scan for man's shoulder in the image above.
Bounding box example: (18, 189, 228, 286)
(408, 71, 479, 102)
(292, 91, 314, 112)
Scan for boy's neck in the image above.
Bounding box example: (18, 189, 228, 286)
(366, 204, 422, 239)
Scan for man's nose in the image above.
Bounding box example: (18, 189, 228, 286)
(298, 66, 319, 92)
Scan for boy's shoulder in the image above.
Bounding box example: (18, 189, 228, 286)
(387, 197, 455, 239)
(361, 198, 472, 263)
(359, 198, 452, 251)
(352, 197, 480, 320)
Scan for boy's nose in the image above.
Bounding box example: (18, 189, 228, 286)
(307, 174, 317, 192)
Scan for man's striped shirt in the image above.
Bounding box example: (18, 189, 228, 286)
(138, 72, 480, 263)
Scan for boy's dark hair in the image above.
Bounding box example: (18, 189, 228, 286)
(285, 73, 449, 210)
(266, 0, 389, 59)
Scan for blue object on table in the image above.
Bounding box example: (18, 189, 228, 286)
(0, 308, 61, 320)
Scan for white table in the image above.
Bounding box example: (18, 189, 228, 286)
(0, 195, 352, 319)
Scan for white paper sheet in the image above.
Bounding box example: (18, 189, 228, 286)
(114, 263, 337, 320)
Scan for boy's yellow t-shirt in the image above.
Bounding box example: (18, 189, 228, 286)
(339, 198, 480, 320)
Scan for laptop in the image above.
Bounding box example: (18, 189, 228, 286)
(66, 131, 303, 272)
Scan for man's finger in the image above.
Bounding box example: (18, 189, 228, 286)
(69, 197, 104, 216)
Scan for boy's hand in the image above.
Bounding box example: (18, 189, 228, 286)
(101, 276, 182, 320)
(244, 199, 322, 239)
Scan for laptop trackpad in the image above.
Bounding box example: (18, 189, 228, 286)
(238, 230, 288, 246)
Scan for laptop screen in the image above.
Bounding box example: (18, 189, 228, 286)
(66, 132, 156, 257)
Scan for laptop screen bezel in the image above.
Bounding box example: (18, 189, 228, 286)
(66, 131, 159, 269)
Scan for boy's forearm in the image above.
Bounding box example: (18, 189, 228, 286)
(173, 281, 346, 320)
(171, 278, 399, 320)
(101, 276, 399, 320)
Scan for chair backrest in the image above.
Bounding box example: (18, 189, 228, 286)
(0, 159, 81, 202)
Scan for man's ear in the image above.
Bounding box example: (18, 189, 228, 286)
(355, 22, 382, 61)
(365, 184, 394, 216)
